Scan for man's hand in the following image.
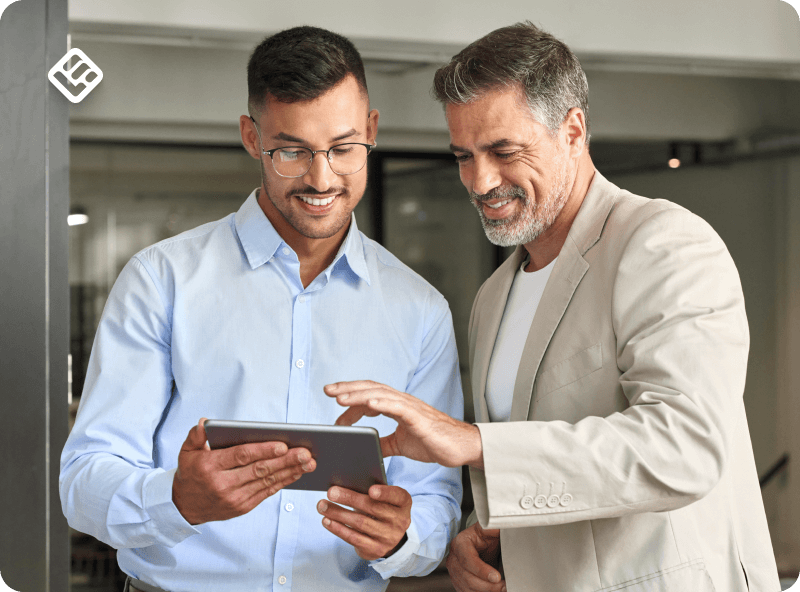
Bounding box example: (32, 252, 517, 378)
(317, 484, 412, 560)
(324, 380, 483, 469)
(447, 523, 505, 592)
(172, 418, 316, 525)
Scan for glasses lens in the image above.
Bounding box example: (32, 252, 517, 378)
(328, 144, 370, 175)
(272, 148, 312, 177)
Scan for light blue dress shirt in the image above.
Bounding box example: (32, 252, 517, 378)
(60, 190, 463, 592)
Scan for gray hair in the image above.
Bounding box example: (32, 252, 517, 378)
(432, 22, 590, 143)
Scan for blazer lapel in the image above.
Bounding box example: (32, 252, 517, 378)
(508, 237, 589, 421)
(471, 247, 527, 423)
(508, 171, 619, 421)
(471, 172, 619, 423)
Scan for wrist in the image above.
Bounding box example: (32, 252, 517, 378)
(465, 424, 484, 470)
(382, 532, 409, 558)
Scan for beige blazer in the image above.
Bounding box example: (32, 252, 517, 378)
(468, 172, 779, 591)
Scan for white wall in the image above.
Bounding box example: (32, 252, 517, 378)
(66, 0, 800, 147)
(67, 38, 800, 149)
(68, 0, 800, 66)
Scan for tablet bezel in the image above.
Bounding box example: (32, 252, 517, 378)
(203, 419, 387, 494)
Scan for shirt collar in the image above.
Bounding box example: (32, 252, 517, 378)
(234, 189, 371, 285)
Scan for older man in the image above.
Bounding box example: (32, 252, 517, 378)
(327, 22, 780, 592)
(60, 26, 462, 592)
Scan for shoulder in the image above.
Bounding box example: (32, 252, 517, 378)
(126, 213, 239, 301)
(606, 189, 718, 244)
(359, 233, 450, 316)
(134, 214, 237, 266)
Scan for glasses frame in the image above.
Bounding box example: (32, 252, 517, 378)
(249, 116, 375, 178)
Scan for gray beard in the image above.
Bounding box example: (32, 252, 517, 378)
(470, 161, 570, 247)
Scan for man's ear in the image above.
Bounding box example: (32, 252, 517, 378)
(240, 115, 261, 160)
(367, 109, 380, 145)
(561, 108, 587, 157)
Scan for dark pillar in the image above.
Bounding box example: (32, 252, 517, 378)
(0, 0, 70, 590)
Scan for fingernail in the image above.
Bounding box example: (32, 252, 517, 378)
(322, 517, 331, 527)
(338, 394, 349, 401)
(302, 463, 312, 472)
(298, 451, 309, 462)
(489, 573, 500, 583)
(328, 488, 339, 500)
(371, 488, 381, 499)
(317, 500, 328, 513)
(325, 384, 337, 392)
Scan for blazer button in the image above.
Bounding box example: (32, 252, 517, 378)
(520, 495, 534, 509)
(547, 495, 560, 508)
(560, 493, 573, 507)
(534, 495, 547, 508)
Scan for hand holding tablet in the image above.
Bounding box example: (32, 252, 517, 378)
(203, 419, 408, 559)
(204, 419, 387, 494)
(172, 418, 316, 525)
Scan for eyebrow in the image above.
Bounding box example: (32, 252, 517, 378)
(449, 138, 520, 153)
(271, 128, 360, 145)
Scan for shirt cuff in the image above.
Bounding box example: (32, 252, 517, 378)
(143, 467, 201, 547)
(368, 519, 421, 579)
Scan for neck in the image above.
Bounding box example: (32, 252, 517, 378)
(257, 187, 350, 288)
(524, 154, 595, 272)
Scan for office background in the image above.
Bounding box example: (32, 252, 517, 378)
(2, 0, 800, 590)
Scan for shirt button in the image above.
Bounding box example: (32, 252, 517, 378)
(298, 295, 306, 303)
(278, 575, 287, 585)
(285, 503, 294, 512)
(520, 495, 534, 509)
(560, 493, 573, 507)
(534, 495, 547, 508)
(282, 247, 290, 256)
(296, 359, 304, 368)
(547, 495, 560, 508)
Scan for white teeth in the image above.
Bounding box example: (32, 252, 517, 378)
(299, 195, 335, 206)
(487, 199, 511, 209)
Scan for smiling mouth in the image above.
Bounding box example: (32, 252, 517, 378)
(486, 199, 512, 209)
(297, 195, 336, 207)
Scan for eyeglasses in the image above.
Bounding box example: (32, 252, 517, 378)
(250, 117, 375, 178)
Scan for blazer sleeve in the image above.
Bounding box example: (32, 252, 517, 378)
(471, 206, 749, 529)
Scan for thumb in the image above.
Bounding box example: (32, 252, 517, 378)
(182, 417, 209, 451)
(380, 432, 401, 458)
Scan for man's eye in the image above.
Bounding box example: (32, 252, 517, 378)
(278, 149, 307, 161)
(495, 151, 516, 160)
(454, 154, 471, 163)
(331, 146, 354, 156)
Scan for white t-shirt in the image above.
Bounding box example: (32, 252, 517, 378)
(485, 256, 556, 422)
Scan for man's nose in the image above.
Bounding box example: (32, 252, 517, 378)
(467, 158, 502, 196)
(302, 152, 338, 192)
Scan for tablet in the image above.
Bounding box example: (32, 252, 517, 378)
(203, 419, 387, 494)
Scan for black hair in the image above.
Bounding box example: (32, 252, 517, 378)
(247, 25, 368, 115)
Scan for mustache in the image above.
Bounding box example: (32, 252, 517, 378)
(470, 186, 527, 203)
(288, 185, 348, 197)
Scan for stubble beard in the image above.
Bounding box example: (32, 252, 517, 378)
(470, 156, 571, 247)
(258, 157, 356, 240)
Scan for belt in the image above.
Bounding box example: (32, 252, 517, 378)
(125, 576, 170, 592)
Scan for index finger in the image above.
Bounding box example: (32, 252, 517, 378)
(453, 534, 502, 583)
(324, 380, 383, 395)
(215, 441, 297, 469)
(368, 484, 411, 508)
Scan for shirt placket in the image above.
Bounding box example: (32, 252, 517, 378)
(272, 264, 314, 591)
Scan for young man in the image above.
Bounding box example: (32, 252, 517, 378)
(327, 22, 780, 592)
(60, 26, 462, 592)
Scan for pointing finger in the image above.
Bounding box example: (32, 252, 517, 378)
(334, 406, 370, 426)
